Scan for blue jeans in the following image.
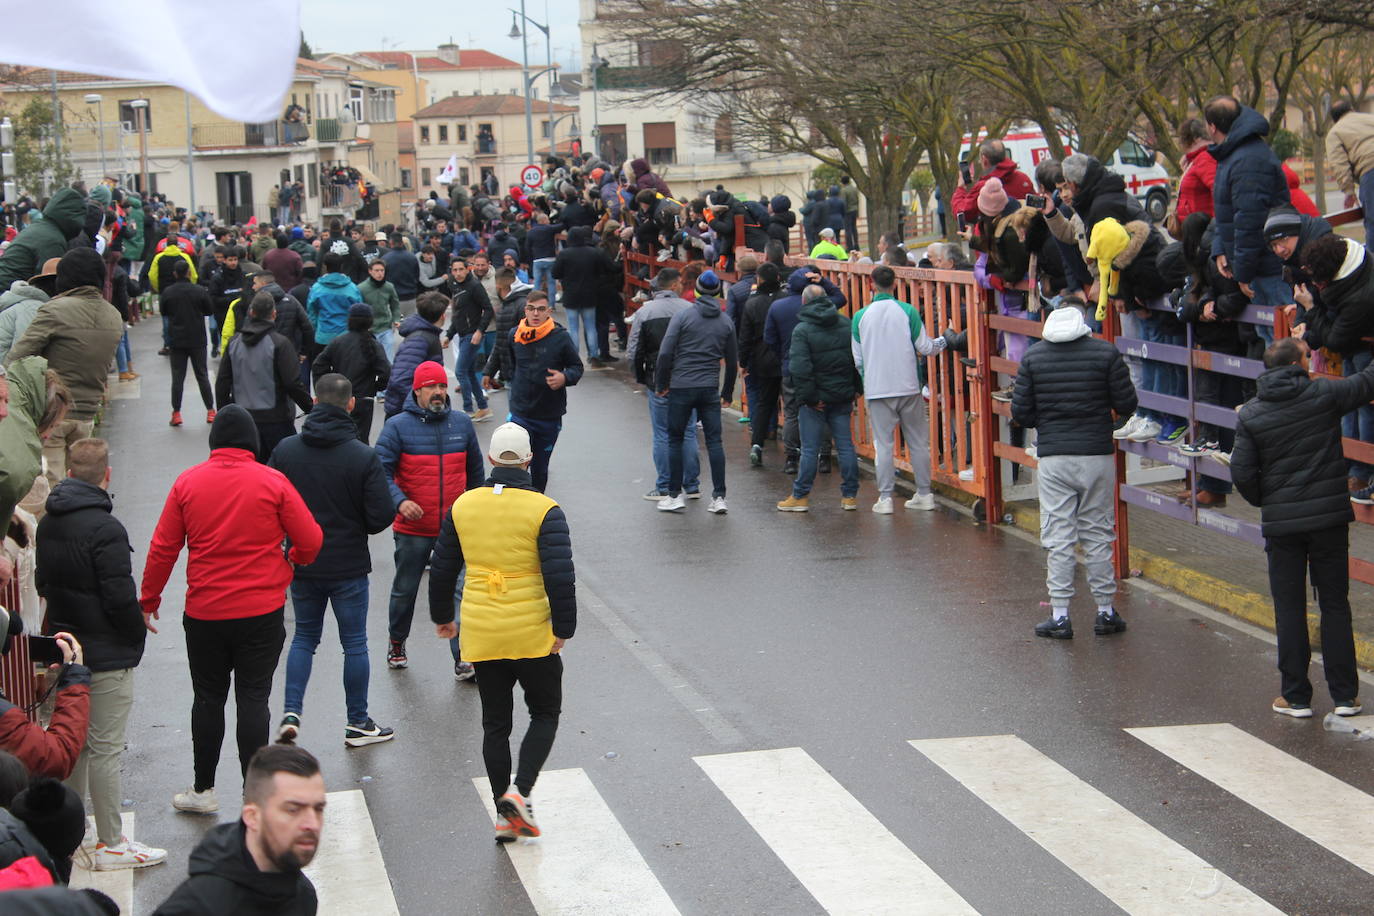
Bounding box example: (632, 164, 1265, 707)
(115, 329, 130, 373)
(455, 336, 488, 411)
(388, 533, 436, 642)
(648, 390, 699, 494)
(285, 576, 370, 724)
(375, 329, 394, 357)
(794, 402, 859, 498)
(1343, 348, 1374, 479)
(565, 307, 597, 357)
(1248, 273, 1292, 345)
(1138, 314, 1185, 424)
(1361, 170, 1374, 253)
(532, 257, 556, 305)
(510, 413, 562, 492)
(667, 387, 725, 497)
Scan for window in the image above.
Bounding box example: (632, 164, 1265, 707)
(422, 167, 432, 186)
(119, 100, 151, 132)
(459, 167, 470, 185)
(643, 122, 676, 165)
(438, 124, 448, 143)
(349, 88, 364, 121)
(598, 124, 627, 164)
(714, 114, 733, 154)
(401, 168, 413, 189)
(1117, 139, 1153, 168)
(420, 125, 430, 143)
(541, 120, 550, 139)
(477, 123, 495, 154)
(458, 125, 467, 142)
(307, 167, 318, 197)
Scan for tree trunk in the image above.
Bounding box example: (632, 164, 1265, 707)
(1310, 107, 1327, 216)
(866, 187, 905, 255)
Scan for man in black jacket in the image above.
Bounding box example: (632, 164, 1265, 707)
(738, 263, 785, 468)
(507, 291, 583, 492)
(551, 226, 616, 364)
(443, 257, 495, 419)
(1231, 337, 1373, 719)
(310, 305, 390, 442)
(207, 246, 247, 356)
(36, 438, 165, 870)
(153, 744, 323, 915)
(381, 233, 420, 315)
(269, 375, 397, 747)
(215, 292, 314, 460)
(1011, 303, 1137, 638)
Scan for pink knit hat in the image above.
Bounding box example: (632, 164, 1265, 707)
(977, 177, 1008, 217)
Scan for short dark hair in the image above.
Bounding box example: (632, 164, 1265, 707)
(275, 232, 289, 249)
(653, 267, 680, 290)
(389, 232, 405, 247)
(527, 290, 549, 305)
(1203, 96, 1241, 135)
(170, 258, 191, 281)
(1330, 99, 1353, 123)
(222, 246, 242, 260)
(872, 265, 896, 289)
(66, 438, 108, 485)
(494, 267, 516, 284)
(322, 252, 344, 274)
(249, 291, 276, 319)
(1263, 337, 1305, 369)
(315, 373, 352, 407)
(244, 744, 321, 806)
(417, 291, 449, 322)
(1178, 117, 1209, 147)
(347, 309, 372, 332)
(1300, 233, 1349, 284)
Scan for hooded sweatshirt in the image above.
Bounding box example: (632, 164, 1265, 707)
(0, 356, 47, 539)
(0, 282, 50, 363)
(789, 298, 856, 406)
(215, 315, 313, 424)
(654, 295, 739, 399)
(763, 268, 846, 377)
(0, 189, 85, 292)
(305, 272, 361, 345)
(150, 820, 317, 916)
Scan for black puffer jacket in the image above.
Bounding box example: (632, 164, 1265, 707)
(36, 479, 145, 672)
(311, 329, 390, 398)
(552, 227, 617, 310)
(266, 283, 314, 354)
(788, 299, 857, 406)
(739, 286, 784, 377)
(1012, 306, 1138, 457)
(268, 404, 395, 579)
(152, 821, 317, 916)
(1232, 362, 1374, 536)
(1071, 158, 1145, 237)
(160, 280, 213, 349)
(1301, 240, 1374, 359)
(767, 196, 795, 252)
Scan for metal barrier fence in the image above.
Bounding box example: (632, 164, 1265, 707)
(0, 578, 38, 723)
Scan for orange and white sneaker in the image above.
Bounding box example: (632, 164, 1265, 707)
(88, 837, 167, 870)
(206, 409, 217, 424)
(496, 791, 540, 837)
(494, 816, 518, 844)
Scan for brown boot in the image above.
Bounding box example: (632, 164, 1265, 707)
(1195, 490, 1227, 508)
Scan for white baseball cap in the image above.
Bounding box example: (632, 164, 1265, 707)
(489, 422, 533, 466)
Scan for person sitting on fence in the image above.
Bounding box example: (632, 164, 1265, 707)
(965, 178, 1033, 402)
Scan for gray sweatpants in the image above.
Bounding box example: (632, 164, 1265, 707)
(867, 395, 930, 497)
(1037, 454, 1117, 608)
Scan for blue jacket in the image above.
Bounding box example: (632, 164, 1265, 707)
(1209, 105, 1291, 284)
(306, 273, 361, 345)
(384, 314, 443, 417)
(825, 193, 846, 232)
(764, 268, 846, 377)
(374, 396, 485, 538)
(726, 272, 755, 329)
(382, 247, 420, 299)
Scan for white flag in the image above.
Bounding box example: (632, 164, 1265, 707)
(437, 155, 459, 185)
(0, 1, 302, 124)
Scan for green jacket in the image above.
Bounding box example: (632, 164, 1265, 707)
(7, 288, 124, 421)
(840, 183, 859, 215)
(123, 193, 146, 262)
(288, 239, 317, 265)
(0, 189, 86, 292)
(789, 299, 858, 406)
(357, 278, 402, 334)
(0, 356, 48, 539)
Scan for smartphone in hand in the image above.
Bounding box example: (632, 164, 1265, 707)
(27, 635, 64, 666)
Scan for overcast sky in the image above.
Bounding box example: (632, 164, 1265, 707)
(300, 0, 583, 70)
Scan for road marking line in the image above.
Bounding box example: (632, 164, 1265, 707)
(302, 789, 399, 915)
(1127, 722, 1374, 876)
(695, 746, 976, 915)
(474, 768, 680, 915)
(911, 735, 1278, 914)
(68, 812, 133, 915)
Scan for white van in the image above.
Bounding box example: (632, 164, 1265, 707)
(962, 128, 1172, 222)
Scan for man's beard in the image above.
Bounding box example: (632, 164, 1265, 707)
(426, 398, 446, 413)
(265, 832, 318, 871)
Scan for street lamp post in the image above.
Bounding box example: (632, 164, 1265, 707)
(129, 99, 149, 197)
(84, 94, 107, 179)
(590, 48, 609, 161)
(509, 4, 555, 170)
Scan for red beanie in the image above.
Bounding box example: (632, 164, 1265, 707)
(411, 361, 447, 390)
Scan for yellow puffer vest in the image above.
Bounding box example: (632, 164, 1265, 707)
(451, 483, 559, 662)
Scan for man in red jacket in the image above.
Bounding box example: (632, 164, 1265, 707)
(950, 138, 1036, 225)
(140, 405, 322, 816)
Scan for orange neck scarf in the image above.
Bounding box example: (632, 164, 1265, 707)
(516, 318, 555, 344)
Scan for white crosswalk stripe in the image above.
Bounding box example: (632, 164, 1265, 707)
(695, 746, 976, 915)
(474, 768, 680, 915)
(302, 789, 400, 914)
(910, 735, 1280, 914)
(1127, 722, 1374, 876)
(68, 812, 134, 915)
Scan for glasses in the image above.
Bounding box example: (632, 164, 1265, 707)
(525, 305, 551, 313)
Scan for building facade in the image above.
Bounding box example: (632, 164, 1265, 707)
(411, 94, 578, 196)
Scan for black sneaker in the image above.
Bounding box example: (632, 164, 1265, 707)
(454, 661, 476, 682)
(1034, 616, 1073, 639)
(1352, 485, 1374, 505)
(1093, 609, 1127, 635)
(344, 719, 395, 748)
(818, 454, 831, 474)
(783, 457, 799, 476)
(750, 444, 763, 467)
(387, 639, 408, 669)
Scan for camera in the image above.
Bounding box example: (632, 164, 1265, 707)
(956, 213, 967, 233)
(960, 161, 973, 185)
(1024, 194, 1047, 210)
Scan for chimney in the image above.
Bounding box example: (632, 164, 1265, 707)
(436, 43, 459, 65)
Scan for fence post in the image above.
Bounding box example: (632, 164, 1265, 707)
(1103, 308, 1131, 578)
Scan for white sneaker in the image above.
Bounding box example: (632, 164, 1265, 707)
(172, 788, 218, 814)
(958, 468, 975, 482)
(1112, 415, 1143, 440)
(88, 837, 168, 870)
(1126, 419, 1162, 442)
(656, 494, 686, 512)
(904, 493, 936, 511)
(872, 497, 894, 514)
(707, 497, 728, 514)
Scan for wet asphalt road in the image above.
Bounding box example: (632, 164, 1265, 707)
(98, 318, 1374, 915)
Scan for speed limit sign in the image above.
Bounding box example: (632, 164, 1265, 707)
(521, 164, 544, 187)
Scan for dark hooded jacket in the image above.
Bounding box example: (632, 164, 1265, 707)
(1070, 157, 1145, 238)
(763, 268, 847, 377)
(1301, 239, 1374, 359)
(789, 298, 857, 405)
(551, 226, 617, 310)
(384, 313, 443, 417)
(630, 157, 672, 197)
(214, 316, 313, 424)
(1275, 208, 1332, 291)
(739, 283, 785, 377)
(160, 280, 214, 349)
(0, 189, 86, 291)
(800, 189, 826, 240)
(654, 295, 739, 399)
(1209, 105, 1291, 284)
(767, 196, 796, 252)
(825, 188, 846, 233)
(151, 820, 317, 916)
(311, 329, 390, 399)
(265, 282, 313, 355)
(36, 479, 145, 672)
(268, 404, 395, 579)
(443, 271, 495, 340)
(1232, 361, 1374, 536)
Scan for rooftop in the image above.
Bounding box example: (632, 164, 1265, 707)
(355, 50, 525, 72)
(413, 94, 577, 119)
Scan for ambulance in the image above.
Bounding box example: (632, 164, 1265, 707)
(962, 127, 1172, 222)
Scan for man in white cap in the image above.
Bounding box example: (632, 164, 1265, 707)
(809, 227, 848, 260)
(428, 422, 575, 842)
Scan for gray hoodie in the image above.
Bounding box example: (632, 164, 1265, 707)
(0, 282, 50, 363)
(653, 295, 739, 400)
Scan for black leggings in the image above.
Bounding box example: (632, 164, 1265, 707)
(474, 653, 563, 800)
(170, 346, 213, 411)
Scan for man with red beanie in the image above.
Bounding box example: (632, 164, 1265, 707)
(140, 404, 322, 816)
(374, 361, 484, 674)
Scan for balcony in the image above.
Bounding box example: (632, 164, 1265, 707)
(316, 118, 357, 144)
(192, 120, 309, 150)
(321, 183, 362, 214)
(476, 137, 497, 156)
(596, 66, 675, 90)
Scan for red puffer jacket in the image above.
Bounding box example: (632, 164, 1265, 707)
(0, 665, 89, 779)
(374, 397, 486, 537)
(1176, 145, 1217, 222)
(951, 159, 1037, 222)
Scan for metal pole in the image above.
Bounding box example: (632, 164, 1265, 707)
(546, 31, 554, 164)
(592, 45, 600, 160)
(50, 72, 61, 161)
(94, 101, 107, 178)
(184, 93, 196, 218)
(136, 107, 149, 197)
(521, 0, 532, 165)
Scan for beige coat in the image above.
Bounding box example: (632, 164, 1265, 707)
(1325, 111, 1374, 195)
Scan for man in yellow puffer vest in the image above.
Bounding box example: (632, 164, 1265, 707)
(428, 422, 575, 843)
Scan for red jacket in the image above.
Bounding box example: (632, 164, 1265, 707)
(1176, 146, 1217, 221)
(141, 448, 323, 621)
(0, 666, 89, 779)
(1283, 163, 1320, 217)
(950, 159, 1036, 222)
